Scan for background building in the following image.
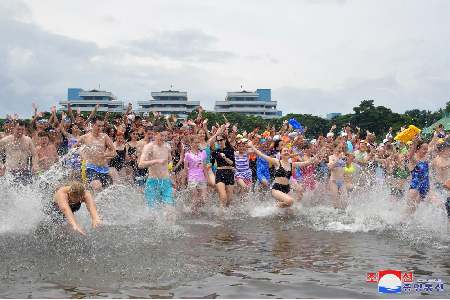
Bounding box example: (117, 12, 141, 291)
(59, 88, 125, 112)
(137, 90, 200, 120)
(214, 89, 282, 120)
(326, 113, 342, 119)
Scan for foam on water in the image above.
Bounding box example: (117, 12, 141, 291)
(2, 171, 450, 298)
(1, 170, 450, 249)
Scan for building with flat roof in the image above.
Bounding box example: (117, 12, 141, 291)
(214, 89, 281, 120)
(136, 90, 200, 120)
(59, 88, 125, 113)
(326, 113, 342, 119)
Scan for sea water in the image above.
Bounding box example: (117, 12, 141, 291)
(1, 170, 450, 298)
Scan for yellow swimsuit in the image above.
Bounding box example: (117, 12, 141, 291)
(344, 163, 355, 185)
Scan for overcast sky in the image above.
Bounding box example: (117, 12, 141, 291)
(1, 0, 450, 118)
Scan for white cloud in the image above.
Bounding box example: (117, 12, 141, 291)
(0, 0, 449, 120)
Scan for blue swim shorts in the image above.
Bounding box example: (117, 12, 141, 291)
(145, 178, 175, 209)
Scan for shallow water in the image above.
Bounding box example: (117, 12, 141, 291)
(1, 174, 450, 298)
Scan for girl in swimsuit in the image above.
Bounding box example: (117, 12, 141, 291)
(198, 128, 216, 188)
(125, 129, 140, 184)
(327, 141, 348, 209)
(171, 134, 186, 191)
(234, 139, 253, 198)
(405, 131, 439, 218)
(46, 181, 101, 236)
(248, 141, 324, 208)
(343, 151, 360, 193)
(109, 131, 129, 184)
(61, 118, 84, 181)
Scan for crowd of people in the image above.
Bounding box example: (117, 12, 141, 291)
(1, 102, 450, 235)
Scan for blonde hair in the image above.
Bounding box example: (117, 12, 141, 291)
(68, 182, 86, 199)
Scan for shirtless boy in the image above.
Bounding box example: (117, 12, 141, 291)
(0, 120, 38, 185)
(138, 125, 175, 213)
(36, 131, 59, 173)
(73, 116, 115, 192)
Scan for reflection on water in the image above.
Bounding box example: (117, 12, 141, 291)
(1, 174, 450, 298)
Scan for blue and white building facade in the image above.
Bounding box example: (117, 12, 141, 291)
(214, 89, 282, 120)
(137, 90, 200, 120)
(59, 88, 125, 112)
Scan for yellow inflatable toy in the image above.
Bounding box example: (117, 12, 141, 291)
(394, 125, 421, 143)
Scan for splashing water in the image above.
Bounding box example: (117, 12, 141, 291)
(1, 169, 450, 298)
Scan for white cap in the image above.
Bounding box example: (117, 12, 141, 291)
(288, 132, 297, 137)
(327, 132, 334, 137)
(383, 139, 388, 143)
(342, 132, 348, 137)
(273, 135, 280, 141)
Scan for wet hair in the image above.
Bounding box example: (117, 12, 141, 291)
(189, 135, 200, 144)
(345, 151, 355, 158)
(216, 133, 232, 148)
(116, 131, 125, 138)
(273, 140, 282, 151)
(416, 140, 427, 150)
(15, 119, 25, 127)
(385, 144, 394, 152)
(332, 140, 342, 149)
(437, 142, 450, 152)
(38, 131, 49, 138)
(91, 115, 104, 124)
(107, 126, 116, 136)
(68, 182, 86, 199)
(144, 126, 153, 133)
(129, 128, 138, 135)
(135, 116, 142, 121)
(254, 124, 261, 129)
(154, 125, 167, 133)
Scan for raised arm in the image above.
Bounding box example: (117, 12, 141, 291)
(67, 102, 76, 124)
(426, 129, 439, 158)
(165, 114, 174, 131)
(247, 141, 278, 165)
(293, 147, 326, 168)
(84, 103, 100, 127)
(60, 112, 70, 139)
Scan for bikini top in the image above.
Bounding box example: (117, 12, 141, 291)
(274, 161, 293, 179)
(332, 158, 345, 170)
(344, 163, 355, 174)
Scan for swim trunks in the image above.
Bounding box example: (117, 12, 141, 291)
(85, 164, 111, 188)
(145, 178, 175, 209)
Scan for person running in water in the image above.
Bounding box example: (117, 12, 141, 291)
(73, 116, 116, 193)
(0, 120, 38, 185)
(139, 125, 175, 220)
(248, 140, 324, 208)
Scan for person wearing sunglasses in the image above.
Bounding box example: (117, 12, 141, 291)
(211, 133, 235, 208)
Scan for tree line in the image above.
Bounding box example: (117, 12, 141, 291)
(2, 100, 448, 143)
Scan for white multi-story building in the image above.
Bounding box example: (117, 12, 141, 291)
(136, 90, 200, 120)
(59, 88, 125, 113)
(214, 89, 281, 120)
